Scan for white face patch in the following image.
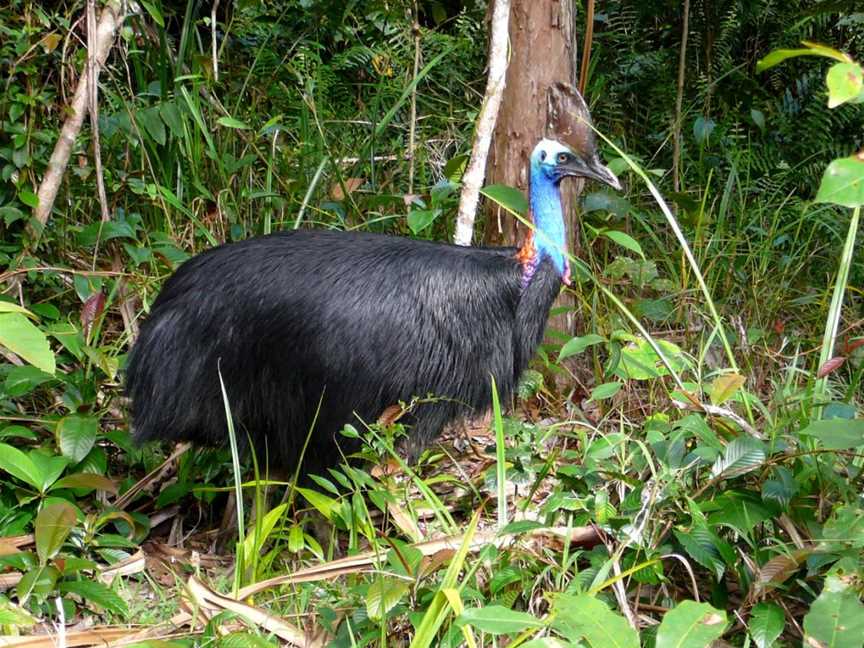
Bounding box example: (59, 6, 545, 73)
(532, 138, 571, 166)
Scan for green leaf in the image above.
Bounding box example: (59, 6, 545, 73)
(52, 473, 118, 494)
(458, 605, 544, 635)
(693, 116, 715, 145)
(59, 579, 129, 617)
(16, 565, 59, 604)
(0, 443, 43, 490)
(4, 365, 54, 397)
(803, 575, 864, 648)
(709, 373, 746, 405)
(826, 62, 864, 108)
(674, 526, 727, 580)
(137, 106, 166, 145)
(559, 334, 605, 361)
(35, 501, 77, 564)
(138, 0, 164, 26)
(0, 596, 36, 627)
(749, 602, 785, 648)
(751, 108, 766, 131)
(655, 600, 727, 648)
(589, 382, 622, 401)
(601, 230, 644, 258)
(18, 189, 39, 209)
(0, 313, 56, 374)
(0, 302, 38, 317)
(815, 154, 864, 208)
(481, 184, 528, 216)
(56, 414, 99, 463)
(28, 452, 69, 493)
(799, 418, 864, 450)
(159, 102, 185, 139)
(552, 593, 640, 648)
(296, 487, 340, 520)
(217, 116, 251, 130)
(407, 209, 439, 234)
(710, 436, 766, 479)
(756, 42, 851, 72)
(366, 577, 410, 622)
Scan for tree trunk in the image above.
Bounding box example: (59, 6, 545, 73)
(484, 0, 582, 339)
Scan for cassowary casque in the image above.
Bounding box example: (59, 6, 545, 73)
(125, 83, 620, 476)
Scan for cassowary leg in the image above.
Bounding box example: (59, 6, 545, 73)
(403, 401, 460, 464)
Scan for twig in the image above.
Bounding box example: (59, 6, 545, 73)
(578, 0, 595, 94)
(453, 0, 511, 246)
(671, 0, 690, 194)
(29, 0, 125, 245)
(211, 0, 220, 81)
(407, 6, 422, 194)
(86, 0, 109, 226)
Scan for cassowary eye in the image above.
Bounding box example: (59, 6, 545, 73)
(557, 152, 569, 164)
(539, 151, 547, 162)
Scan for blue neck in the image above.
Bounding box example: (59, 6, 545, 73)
(528, 167, 568, 278)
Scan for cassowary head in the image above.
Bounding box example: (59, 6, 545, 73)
(540, 81, 621, 190)
(530, 138, 621, 189)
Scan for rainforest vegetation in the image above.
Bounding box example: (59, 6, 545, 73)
(1, 1, 863, 645)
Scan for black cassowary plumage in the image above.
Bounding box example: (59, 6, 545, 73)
(125, 83, 620, 476)
(125, 232, 560, 475)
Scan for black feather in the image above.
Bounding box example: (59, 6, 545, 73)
(125, 229, 561, 475)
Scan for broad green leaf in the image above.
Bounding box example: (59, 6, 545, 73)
(749, 602, 785, 648)
(709, 373, 746, 405)
(4, 365, 54, 397)
(756, 41, 851, 72)
(52, 473, 118, 494)
(559, 334, 605, 361)
(59, 579, 128, 617)
(617, 336, 688, 381)
(693, 116, 715, 145)
(674, 526, 727, 580)
(751, 108, 766, 131)
(367, 577, 411, 622)
(44, 322, 83, 360)
(458, 605, 544, 635)
(799, 418, 864, 450)
(822, 505, 864, 549)
(826, 62, 864, 108)
(138, 0, 164, 26)
(552, 593, 639, 648)
(159, 102, 185, 139)
(217, 116, 251, 129)
(0, 443, 42, 490)
(296, 487, 340, 520)
(137, 106, 166, 145)
(601, 230, 644, 258)
(0, 313, 56, 374)
(710, 436, 766, 479)
(481, 184, 528, 216)
(407, 209, 439, 234)
(803, 575, 864, 648)
(589, 382, 622, 401)
(28, 452, 69, 493)
(35, 501, 77, 564)
(655, 600, 727, 648)
(56, 414, 99, 463)
(815, 154, 864, 208)
(16, 565, 59, 605)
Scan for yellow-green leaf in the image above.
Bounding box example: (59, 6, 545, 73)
(709, 373, 746, 405)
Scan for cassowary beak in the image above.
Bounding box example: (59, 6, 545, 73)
(558, 153, 622, 190)
(580, 155, 622, 190)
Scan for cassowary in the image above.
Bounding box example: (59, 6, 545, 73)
(125, 88, 620, 476)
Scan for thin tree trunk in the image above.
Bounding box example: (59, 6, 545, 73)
(672, 0, 690, 194)
(29, 0, 124, 245)
(453, 0, 512, 246)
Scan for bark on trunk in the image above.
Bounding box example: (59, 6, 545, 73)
(484, 0, 582, 338)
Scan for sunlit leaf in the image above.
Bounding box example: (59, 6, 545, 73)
(552, 593, 639, 648)
(711, 436, 765, 479)
(709, 373, 746, 405)
(458, 605, 544, 635)
(481, 184, 528, 216)
(815, 153, 864, 208)
(0, 313, 56, 375)
(799, 418, 864, 450)
(655, 600, 727, 648)
(559, 333, 605, 361)
(803, 575, 864, 647)
(826, 62, 864, 108)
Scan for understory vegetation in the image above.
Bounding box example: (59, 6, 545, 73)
(1, 1, 863, 646)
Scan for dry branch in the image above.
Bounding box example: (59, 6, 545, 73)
(29, 0, 125, 244)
